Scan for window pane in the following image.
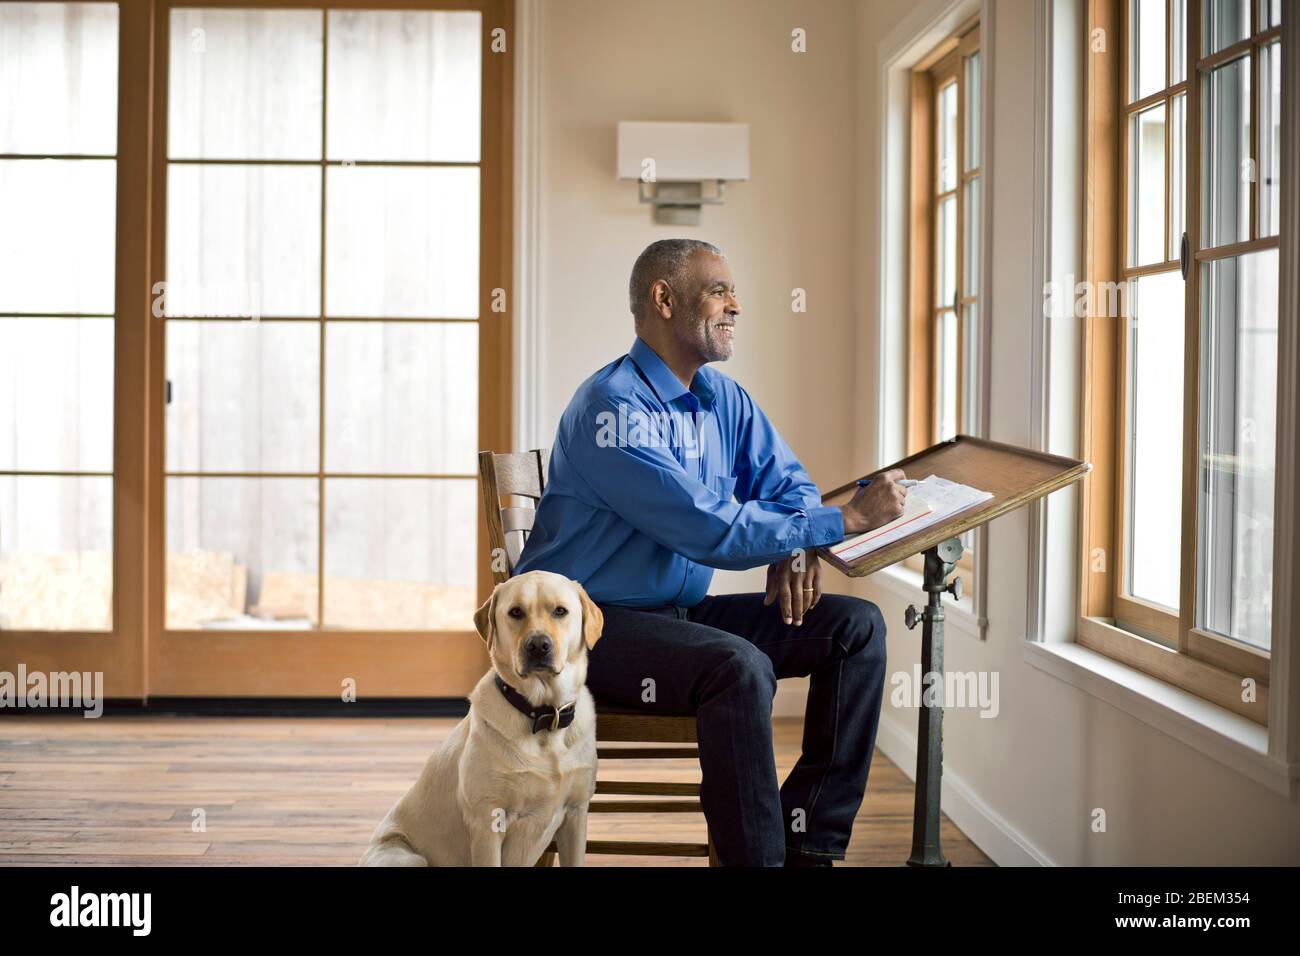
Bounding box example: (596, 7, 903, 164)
(0, 476, 112, 630)
(166, 164, 321, 317)
(964, 52, 980, 170)
(1129, 103, 1166, 267)
(963, 176, 980, 297)
(1171, 0, 1187, 84)
(1260, 0, 1282, 29)
(1259, 41, 1281, 237)
(0, 319, 113, 472)
(1131, 0, 1167, 101)
(325, 166, 479, 318)
(1126, 270, 1185, 610)
(325, 322, 478, 475)
(168, 8, 322, 161)
(166, 477, 318, 629)
(1198, 250, 1277, 651)
(166, 321, 320, 473)
(326, 10, 481, 163)
(962, 302, 979, 436)
(323, 478, 475, 630)
(936, 194, 956, 309)
(937, 81, 957, 192)
(0, 159, 116, 313)
(1203, 0, 1250, 56)
(936, 311, 958, 441)
(0, 2, 118, 154)
(1170, 93, 1186, 261)
(1202, 57, 1250, 248)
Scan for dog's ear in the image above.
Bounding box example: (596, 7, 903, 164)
(473, 587, 499, 649)
(576, 582, 603, 651)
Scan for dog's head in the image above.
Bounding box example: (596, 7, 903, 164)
(472, 571, 603, 681)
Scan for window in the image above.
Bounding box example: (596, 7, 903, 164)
(1081, 0, 1281, 721)
(906, 20, 982, 595)
(0, 0, 513, 699)
(909, 21, 981, 451)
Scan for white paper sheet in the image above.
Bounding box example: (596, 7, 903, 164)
(830, 474, 993, 563)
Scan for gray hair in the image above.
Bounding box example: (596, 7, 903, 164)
(628, 238, 724, 321)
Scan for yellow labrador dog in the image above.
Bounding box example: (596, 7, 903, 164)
(359, 570, 602, 867)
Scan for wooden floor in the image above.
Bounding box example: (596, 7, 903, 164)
(0, 715, 992, 866)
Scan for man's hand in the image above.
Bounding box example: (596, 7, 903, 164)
(763, 551, 822, 626)
(839, 468, 909, 535)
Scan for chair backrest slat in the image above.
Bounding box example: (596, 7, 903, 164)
(479, 448, 548, 585)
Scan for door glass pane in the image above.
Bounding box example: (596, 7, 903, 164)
(1170, 93, 1186, 261)
(0, 319, 113, 472)
(1259, 41, 1281, 237)
(1, 3, 118, 633)
(1203, 0, 1250, 56)
(1129, 103, 1166, 267)
(1131, 0, 1166, 102)
(937, 80, 957, 192)
(325, 165, 479, 318)
(1198, 250, 1277, 651)
(166, 477, 319, 629)
(325, 322, 477, 475)
(0, 159, 116, 314)
(326, 10, 481, 163)
(323, 478, 476, 630)
(936, 311, 958, 441)
(168, 8, 323, 161)
(166, 321, 320, 473)
(1202, 57, 1250, 248)
(1126, 270, 1185, 610)
(0, 476, 112, 630)
(964, 51, 980, 170)
(166, 164, 321, 317)
(0, 2, 118, 154)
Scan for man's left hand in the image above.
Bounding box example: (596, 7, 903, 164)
(763, 551, 822, 626)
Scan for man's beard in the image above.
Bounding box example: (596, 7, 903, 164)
(681, 308, 733, 363)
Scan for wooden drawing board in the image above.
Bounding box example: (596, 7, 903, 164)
(818, 435, 1091, 577)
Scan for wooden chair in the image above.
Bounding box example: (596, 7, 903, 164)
(478, 449, 718, 866)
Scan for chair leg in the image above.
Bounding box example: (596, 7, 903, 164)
(535, 851, 556, 867)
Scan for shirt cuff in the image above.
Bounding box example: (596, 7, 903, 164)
(806, 504, 846, 548)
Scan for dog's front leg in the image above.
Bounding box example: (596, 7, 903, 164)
(467, 828, 504, 866)
(555, 804, 589, 867)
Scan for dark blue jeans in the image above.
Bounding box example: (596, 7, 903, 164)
(587, 592, 888, 866)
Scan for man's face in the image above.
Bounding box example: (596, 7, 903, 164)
(672, 252, 741, 363)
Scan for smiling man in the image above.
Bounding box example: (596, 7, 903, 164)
(513, 238, 908, 866)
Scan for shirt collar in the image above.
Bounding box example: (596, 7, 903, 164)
(628, 336, 716, 412)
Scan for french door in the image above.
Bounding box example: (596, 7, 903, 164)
(0, 0, 512, 700)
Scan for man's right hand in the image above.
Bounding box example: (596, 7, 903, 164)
(839, 468, 908, 535)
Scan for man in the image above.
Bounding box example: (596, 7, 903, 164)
(513, 238, 909, 866)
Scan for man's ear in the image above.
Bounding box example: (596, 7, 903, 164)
(650, 278, 674, 319)
(576, 583, 603, 651)
(473, 588, 499, 649)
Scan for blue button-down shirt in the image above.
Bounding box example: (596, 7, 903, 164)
(512, 336, 846, 608)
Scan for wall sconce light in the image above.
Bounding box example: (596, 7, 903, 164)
(616, 121, 750, 225)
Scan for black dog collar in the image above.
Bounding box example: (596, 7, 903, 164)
(495, 675, 577, 734)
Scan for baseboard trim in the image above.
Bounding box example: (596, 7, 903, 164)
(873, 713, 1053, 866)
